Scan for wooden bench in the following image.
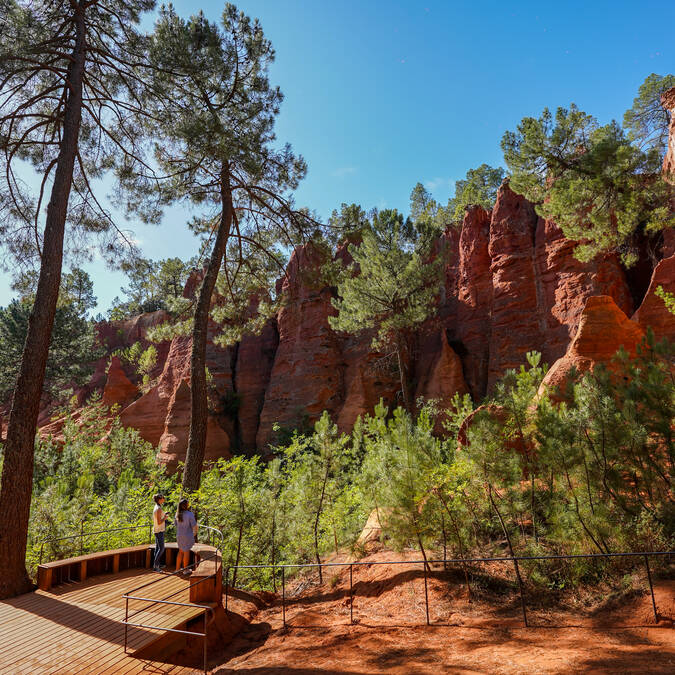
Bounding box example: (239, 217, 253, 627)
(38, 541, 223, 601)
(38, 544, 153, 591)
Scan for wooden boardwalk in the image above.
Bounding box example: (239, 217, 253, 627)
(0, 568, 204, 674)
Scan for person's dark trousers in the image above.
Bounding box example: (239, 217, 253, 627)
(153, 531, 165, 570)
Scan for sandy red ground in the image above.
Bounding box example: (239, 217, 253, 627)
(208, 550, 674, 674)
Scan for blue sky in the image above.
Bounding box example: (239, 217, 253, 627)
(2, 0, 674, 313)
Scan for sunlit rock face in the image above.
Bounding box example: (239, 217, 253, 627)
(662, 87, 675, 181)
(632, 255, 675, 343)
(539, 295, 646, 400)
(36, 164, 674, 460)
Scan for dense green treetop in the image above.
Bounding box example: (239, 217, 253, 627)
(108, 257, 193, 319)
(0, 299, 100, 404)
(502, 73, 675, 265)
(623, 72, 675, 153)
(408, 164, 505, 233)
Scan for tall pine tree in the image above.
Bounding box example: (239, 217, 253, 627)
(0, 0, 155, 598)
(121, 4, 311, 490)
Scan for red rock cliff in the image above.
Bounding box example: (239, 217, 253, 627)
(46, 172, 674, 460)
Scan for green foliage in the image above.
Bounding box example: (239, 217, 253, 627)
(655, 285, 675, 315)
(108, 257, 192, 319)
(210, 239, 288, 347)
(450, 163, 505, 221)
(623, 73, 675, 153)
(0, 295, 101, 403)
(113, 342, 157, 389)
(327, 203, 371, 241)
(502, 75, 675, 265)
(358, 403, 446, 561)
(25, 399, 167, 576)
(17, 337, 673, 593)
(409, 164, 504, 233)
(329, 209, 441, 409)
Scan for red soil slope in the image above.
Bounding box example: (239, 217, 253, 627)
(213, 550, 675, 674)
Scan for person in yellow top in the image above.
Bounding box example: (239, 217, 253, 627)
(152, 494, 171, 571)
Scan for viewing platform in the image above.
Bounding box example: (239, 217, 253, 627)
(0, 541, 223, 674)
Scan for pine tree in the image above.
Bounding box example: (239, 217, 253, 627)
(121, 4, 311, 490)
(330, 209, 441, 411)
(359, 403, 445, 569)
(501, 75, 675, 265)
(0, 0, 156, 598)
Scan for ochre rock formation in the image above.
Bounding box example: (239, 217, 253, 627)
(487, 182, 544, 390)
(454, 206, 492, 398)
(415, 330, 468, 408)
(533, 218, 633, 365)
(539, 296, 646, 398)
(157, 379, 231, 469)
(661, 87, 675, 180)
(235, 318, 279, 453)
(37, 165, 674, 462)
(120, 327, 232, 467)
(632, 255, 675, 342)
(256, 243, 344, 448)
(102, 356, 138, 408)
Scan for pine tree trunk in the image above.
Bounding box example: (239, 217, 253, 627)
(395, 334, 414, 412)
(182, 164, 233, 491)
(314, 465, 330, 584)
(0, 12, 86, 600)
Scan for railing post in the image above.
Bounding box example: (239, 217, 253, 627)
(644, 555, 658, 622)
(423, 561, 430, 626)
(349, 564, 354, 625)
(282, 567, 286, 628)
(124, 596, 129, 653)
(203, 621, 208, 675)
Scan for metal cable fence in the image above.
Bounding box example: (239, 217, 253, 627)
(225, 550, 673, 628)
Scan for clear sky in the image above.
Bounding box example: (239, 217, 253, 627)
(2, 0, 674, 313)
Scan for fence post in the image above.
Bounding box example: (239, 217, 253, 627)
(644, 555, 658, 622)
(423, 561, 430, 626)
(282, 567, 286, 628)
(224, 567, 229, 612)
(512, 557, 528, 627)
(349, 564, 353, 625)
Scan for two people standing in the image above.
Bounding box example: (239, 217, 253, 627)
(152, 494, 198, 575)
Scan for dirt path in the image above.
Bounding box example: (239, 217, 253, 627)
(212, 552, 675, 674)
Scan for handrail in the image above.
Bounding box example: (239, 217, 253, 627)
(38, 523, 153, 564)
(121, 524, 224, 673)
(224, 549, 673, 628)
(122, 594, 214, 674)
(38, 519, 224, 566)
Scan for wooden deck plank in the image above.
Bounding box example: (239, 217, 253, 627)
(0, 568, 205, 675)
(4, 598, 197, 673)
(5, 582, 197, 670)
(0, 571, 184, 653)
